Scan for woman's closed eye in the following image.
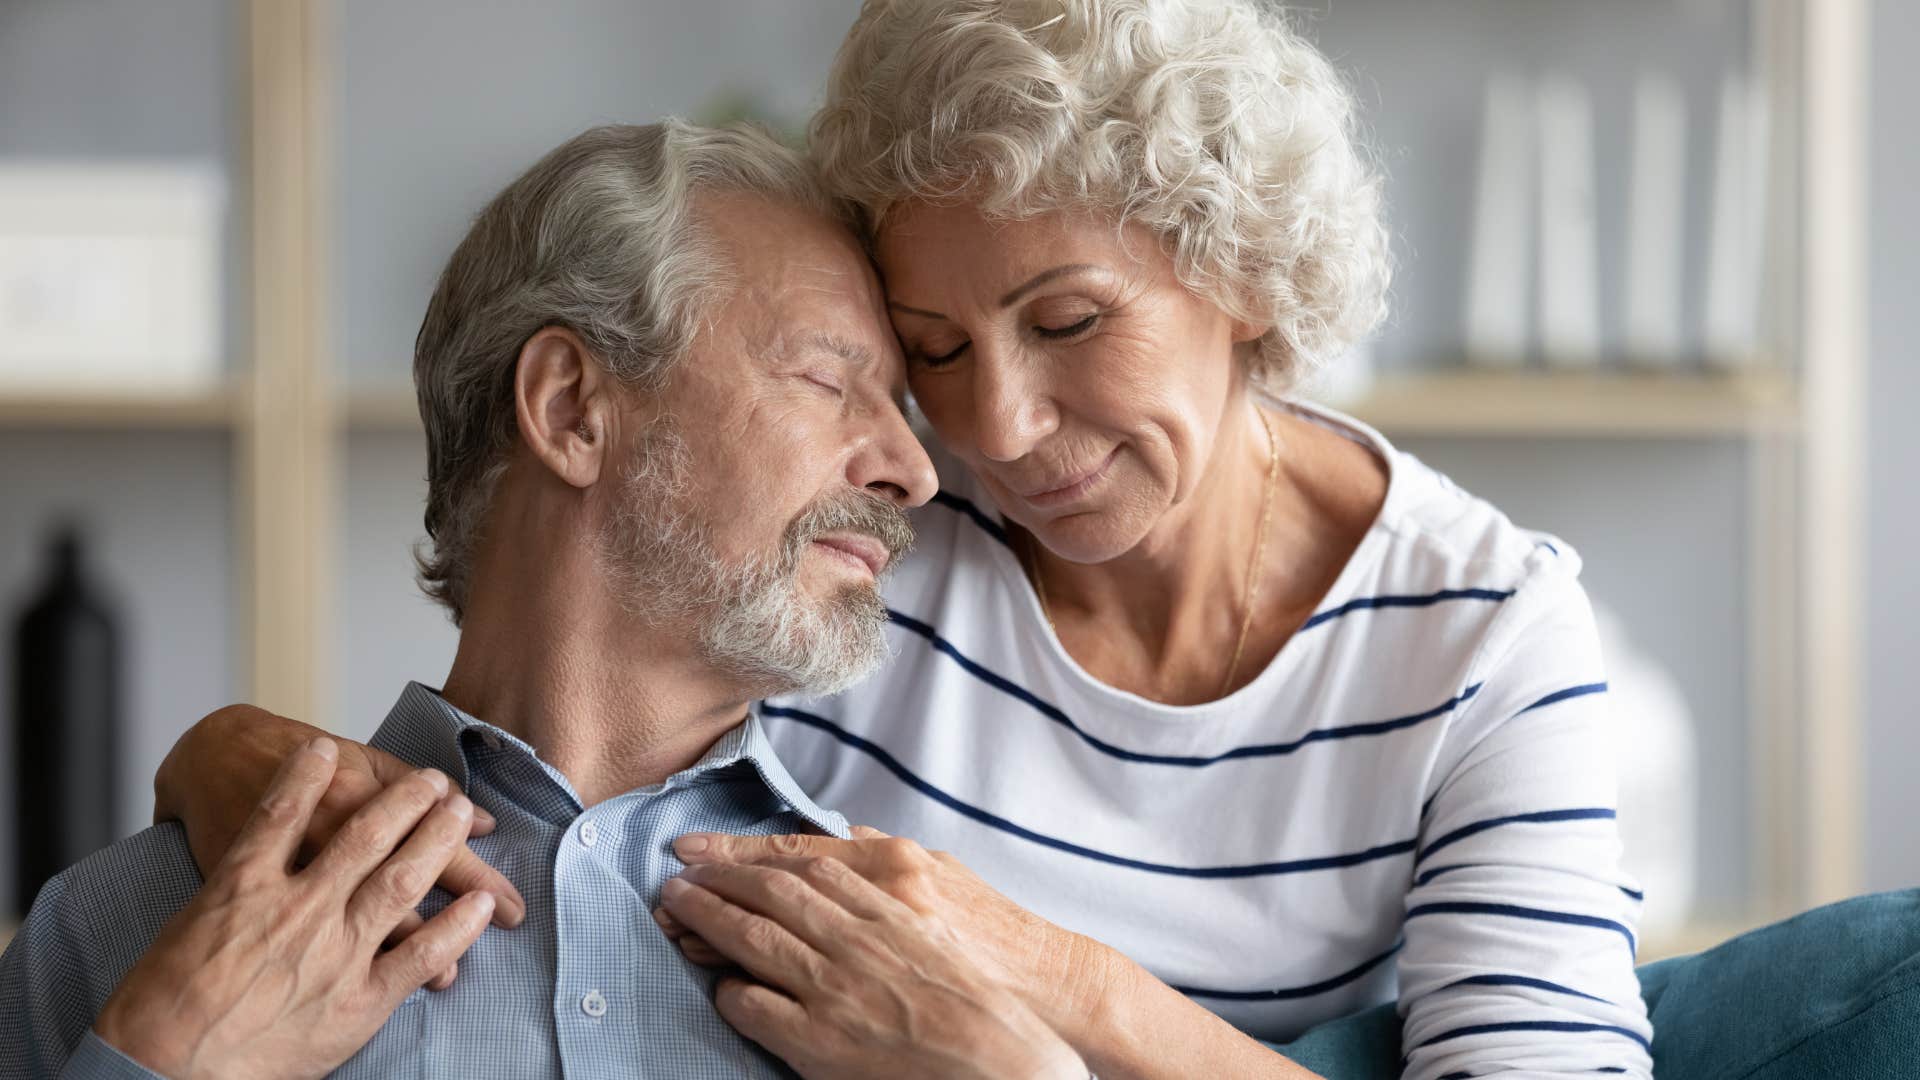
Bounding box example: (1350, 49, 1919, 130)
(913, 340, 970, 368)
(1033, 312, 1098, 341)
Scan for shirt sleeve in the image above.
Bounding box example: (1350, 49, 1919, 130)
(0, 826, 200, 1080)
(1396, 560, 1654, 1079)
(0, 872, 119, 1079)
(59, 1035, 167, 1080)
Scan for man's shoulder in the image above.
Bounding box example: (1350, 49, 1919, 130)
(0, 824, 202, 1079)
(10, 823, 202, 994)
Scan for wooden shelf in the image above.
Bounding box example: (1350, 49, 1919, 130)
(1335, 369, 1800, 439)
(343, 370, 1801, 441)
(0, 384, 239, 430)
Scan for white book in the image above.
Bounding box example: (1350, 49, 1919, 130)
(0, 161, 226, 391)
(1536, 75, 1603, 367)
(1463, 74, 1535, 367)
(1704, 74, 1771, 367)
(1623, 73, 1689, 365)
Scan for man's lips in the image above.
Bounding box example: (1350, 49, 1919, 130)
(810, 532, 890, 577)
(1012, 448, 1120, 507)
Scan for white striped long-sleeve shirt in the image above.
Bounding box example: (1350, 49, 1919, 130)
(764, 399, 1653, 1078)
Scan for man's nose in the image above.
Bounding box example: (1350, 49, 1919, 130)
(848, 400, 938, 508)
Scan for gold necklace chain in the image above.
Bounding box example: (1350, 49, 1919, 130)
(1025, 405, 1281, 700)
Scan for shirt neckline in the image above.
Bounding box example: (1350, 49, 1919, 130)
(368, 682, 848, 837)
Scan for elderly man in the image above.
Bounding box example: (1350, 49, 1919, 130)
(0, 122, 1085, 1080)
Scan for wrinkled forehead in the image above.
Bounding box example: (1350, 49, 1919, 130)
(698, 194, 903, 370)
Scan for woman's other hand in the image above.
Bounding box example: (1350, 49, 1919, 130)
(94, 738, 497, 1080)
(654, 831, 1086, 1080)
(153, 704, 525, 930)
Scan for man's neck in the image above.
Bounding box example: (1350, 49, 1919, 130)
(439, 502, 755, 808)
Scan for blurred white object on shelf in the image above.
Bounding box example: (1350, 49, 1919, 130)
(1593, 602, 1700, 941)
(0, 161, 224, 391)
(1535, 75, 1602, 367)
(1623, 73, 1690, 365)
(1464, 73, 1535, 367)
(1703, 74, 1771, 367)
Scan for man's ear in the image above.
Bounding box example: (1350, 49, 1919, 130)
(513, 326, 617, 490)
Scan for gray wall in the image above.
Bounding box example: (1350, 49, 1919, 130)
(1865, 0, 1920, 892)
(0, 0, 239, 915)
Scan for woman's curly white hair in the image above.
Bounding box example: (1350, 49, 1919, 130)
(809, 0, 1391, 389)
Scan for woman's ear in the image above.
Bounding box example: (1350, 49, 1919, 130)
(1229, 314, 1270, 345)
(512, 326, 615, 489)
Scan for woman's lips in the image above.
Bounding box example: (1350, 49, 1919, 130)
(1013, 448, 1120, 509)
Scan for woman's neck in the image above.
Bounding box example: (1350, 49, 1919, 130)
(1024, 396, 1387, 706)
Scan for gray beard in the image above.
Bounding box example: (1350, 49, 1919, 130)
(598, 419, 912, 698)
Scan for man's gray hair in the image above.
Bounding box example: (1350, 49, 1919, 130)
(413, 121, 846, 624)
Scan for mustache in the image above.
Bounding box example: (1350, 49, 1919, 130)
(781, 488, 916, 573)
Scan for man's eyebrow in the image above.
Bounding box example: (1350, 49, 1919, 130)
(792, 330, 875, 368)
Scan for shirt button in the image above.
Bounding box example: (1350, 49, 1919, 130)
(580, 990, 607, 1018)
(578, 821, 599, 847)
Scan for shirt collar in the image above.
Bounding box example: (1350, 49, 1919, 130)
(367, 682, 848, 838)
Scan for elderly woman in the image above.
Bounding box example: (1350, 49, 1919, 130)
(156, 2, 1652, 1077)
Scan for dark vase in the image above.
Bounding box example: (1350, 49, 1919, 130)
(11, 524, 121, 919)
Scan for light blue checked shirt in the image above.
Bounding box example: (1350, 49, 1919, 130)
(0, 682, 852, 1079)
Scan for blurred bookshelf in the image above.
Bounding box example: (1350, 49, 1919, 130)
(0, 384, 239, 430)
(1340, 366, 1798, 438)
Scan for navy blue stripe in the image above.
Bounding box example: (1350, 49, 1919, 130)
(1517, 681, 1609, 715)
(1443, 973, 1613, 1005)
(762, 705, 1421, 878)
(1416, 807, 1617, 864)
(1417, 682, 1608, 822)
(1618, 885, 1645, 902)
(1438, 1073, 1474, 1080)
(1414, 1019, 1651, 1053)
(1298, 588, 1514, 632)
(888, 608, 1482, 767)
(1414, 862, 1482, 887)
(930, 490, 1011, 548)
(1406, 901, 1637, 952)
(1173, 941, 1402, 1001)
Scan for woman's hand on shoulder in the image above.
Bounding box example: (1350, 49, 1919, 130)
(153, 703, 526, 934)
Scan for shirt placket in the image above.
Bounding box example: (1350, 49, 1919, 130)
(552, 800, 637, 1079)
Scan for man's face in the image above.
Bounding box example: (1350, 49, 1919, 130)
(598, 194, 937, 697)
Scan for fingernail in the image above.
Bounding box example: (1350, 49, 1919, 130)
(494, 895, 525, 929)
(307, 736, 337, 760)
(675, 834, 711, 857)
(467, 891, 496, 921)
(446, 793, 472, 818)
(471, 805, 496, 828)
(419, 769, 449, 795)
(660, 877, 692, 900)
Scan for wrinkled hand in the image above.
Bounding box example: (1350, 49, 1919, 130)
(95, 737, 497, 1080)
(654, 831, 1086, 1080)
(660, 828, 1112, 1063)
(154, 704, 526, 975)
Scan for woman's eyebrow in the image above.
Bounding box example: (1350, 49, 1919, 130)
(997, 263, 1098, 307)
(887, 263, 1104, 322)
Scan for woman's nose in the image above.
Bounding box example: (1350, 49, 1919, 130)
(970, 349, 1058, 463)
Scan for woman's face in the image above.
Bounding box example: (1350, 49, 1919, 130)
(875, 202, 1257, 564)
